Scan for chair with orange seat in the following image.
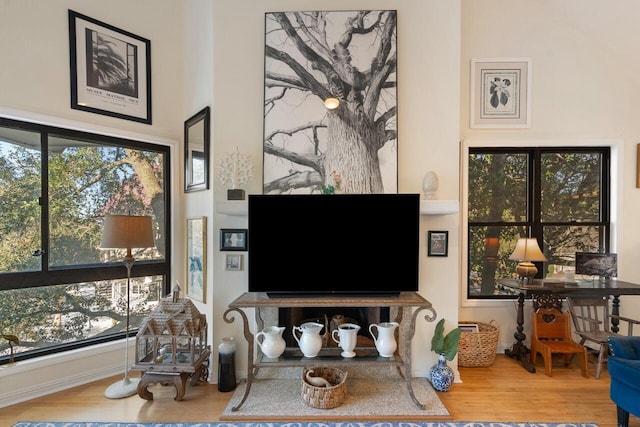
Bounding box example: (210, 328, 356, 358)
(530, 307, 589, 378)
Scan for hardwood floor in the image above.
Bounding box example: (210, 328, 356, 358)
(0, 355, 636, 427)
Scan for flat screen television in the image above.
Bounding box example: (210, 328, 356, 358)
(248, 193, 420, 297)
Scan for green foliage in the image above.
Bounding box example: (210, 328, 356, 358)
(467, 150, 606, 296)
(430, 318, 462, 361)
(0, 138, 164, 356)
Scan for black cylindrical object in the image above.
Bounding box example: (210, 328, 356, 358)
(217, 336, 237, 392)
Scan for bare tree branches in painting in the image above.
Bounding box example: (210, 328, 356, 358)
(263, 10, 397, 194)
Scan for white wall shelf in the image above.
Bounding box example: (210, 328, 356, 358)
(216, 199, 459, 216)
(420, 199, 459, 215)
(216, 200, 248, 216)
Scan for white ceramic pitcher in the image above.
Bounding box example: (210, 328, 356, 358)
(369, 321, 399, 357)
(255, 326, 286, 359)
(331, 322, 361, 358)
(292, 321, 324, 358)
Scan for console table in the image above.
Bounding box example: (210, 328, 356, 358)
(498, 278, 640, 373)
(223, 292, 437, 411)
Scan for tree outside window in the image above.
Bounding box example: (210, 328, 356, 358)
(0, 118, 170, 363)
(467, 147, 610, 298)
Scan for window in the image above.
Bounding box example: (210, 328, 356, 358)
(0, 117, 171, 363)
(467, 147, 610, 298)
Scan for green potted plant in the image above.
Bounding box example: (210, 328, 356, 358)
(429, 319, 461, 391)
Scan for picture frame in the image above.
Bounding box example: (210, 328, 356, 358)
(575, 252, 617, 278)
(428, 231, 448, 257)
(220, 228, 247, 251)
(186, 217, 206, 302)
(459, 323, 479, 333)
(263, 11, 398, 194)
(225, 254, 243, 271)
(68, 10, 152, 124)
(184, 106, 210, 193)
(470, 58, 531, 128)
(636, 143, 640, 188)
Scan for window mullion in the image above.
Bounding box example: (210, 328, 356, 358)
(41, 132, 49, 272)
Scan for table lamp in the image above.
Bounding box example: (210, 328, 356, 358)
(509, 237, 547, 282)
(100, 214, 154, 399)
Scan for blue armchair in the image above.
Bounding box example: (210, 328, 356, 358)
(608, 336, 640, 427)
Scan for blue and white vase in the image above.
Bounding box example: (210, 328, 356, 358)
(429, 353, 454, 392)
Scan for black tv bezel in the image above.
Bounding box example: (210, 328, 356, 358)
(247, 193, 420, 297)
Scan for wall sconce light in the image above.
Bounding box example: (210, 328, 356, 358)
(324, 97, 340, 110)
(509, 237, 547, 282)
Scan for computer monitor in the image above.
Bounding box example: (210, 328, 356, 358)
(575, 252, 617, 278)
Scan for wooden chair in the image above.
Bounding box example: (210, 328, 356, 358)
(567, 295, 640, 379)
(530, 307, 589, 378)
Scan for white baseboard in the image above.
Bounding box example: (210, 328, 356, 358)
(0, 340, 127, 408)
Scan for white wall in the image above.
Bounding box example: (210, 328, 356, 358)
(0, 0, 184, 407)
(181, 0, 215, 371)
(210, 0, 462, 379)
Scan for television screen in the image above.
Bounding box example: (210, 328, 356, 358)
(575, 252, 617, 278)
(248, 194, 420, 296)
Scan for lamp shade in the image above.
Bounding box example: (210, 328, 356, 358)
(509, 238, 547, 262)
(100, 215, 154, 250)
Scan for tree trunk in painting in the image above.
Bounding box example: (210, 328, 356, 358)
(263, 11, 397, 194)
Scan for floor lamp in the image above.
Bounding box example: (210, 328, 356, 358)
(100, 214, 154, 399)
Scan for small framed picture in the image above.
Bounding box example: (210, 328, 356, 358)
(225, 254, 243, 271)
(220, 228, 247, 251)
(470, 58, 531, 128)
(459, 323, 479, 333)
(428, 231, 448, 257)
(186, 217, 206, 302)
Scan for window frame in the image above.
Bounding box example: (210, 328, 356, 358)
(0, 116, 172, 363)
(461, 139, 620, 307)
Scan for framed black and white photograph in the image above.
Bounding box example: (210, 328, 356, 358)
(220, 228, 247, 251)
(428, 231, 448, 257)
(225, 254, 243, 271)
(575, 252, 617, 278)
(186, 217, 206, 302)
(263, 11, 398, 194)
(69, 10, 152, 124)
(470, 58, 531, 128)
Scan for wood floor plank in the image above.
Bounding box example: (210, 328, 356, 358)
(0, 355, 636, 427)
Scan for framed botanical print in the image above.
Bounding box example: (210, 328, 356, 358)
(470, 58, 531, 128)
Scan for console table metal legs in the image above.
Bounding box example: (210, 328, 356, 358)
(223, 299, 437, 411)
(223, 307, 254, 412)
(404, 305, 437, 408)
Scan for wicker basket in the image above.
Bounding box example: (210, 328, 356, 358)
(301, 367, 348, 409)
(458, 321, 499, 367)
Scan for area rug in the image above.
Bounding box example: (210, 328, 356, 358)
(220, 378, 448, 421)
(11, 422, 600, 427)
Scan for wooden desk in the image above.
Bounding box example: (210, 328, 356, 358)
(498, 278, 640, 373)
(223, 292, 436, 411)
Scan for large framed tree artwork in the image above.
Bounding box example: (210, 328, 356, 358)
(263, 11, 398, 194)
